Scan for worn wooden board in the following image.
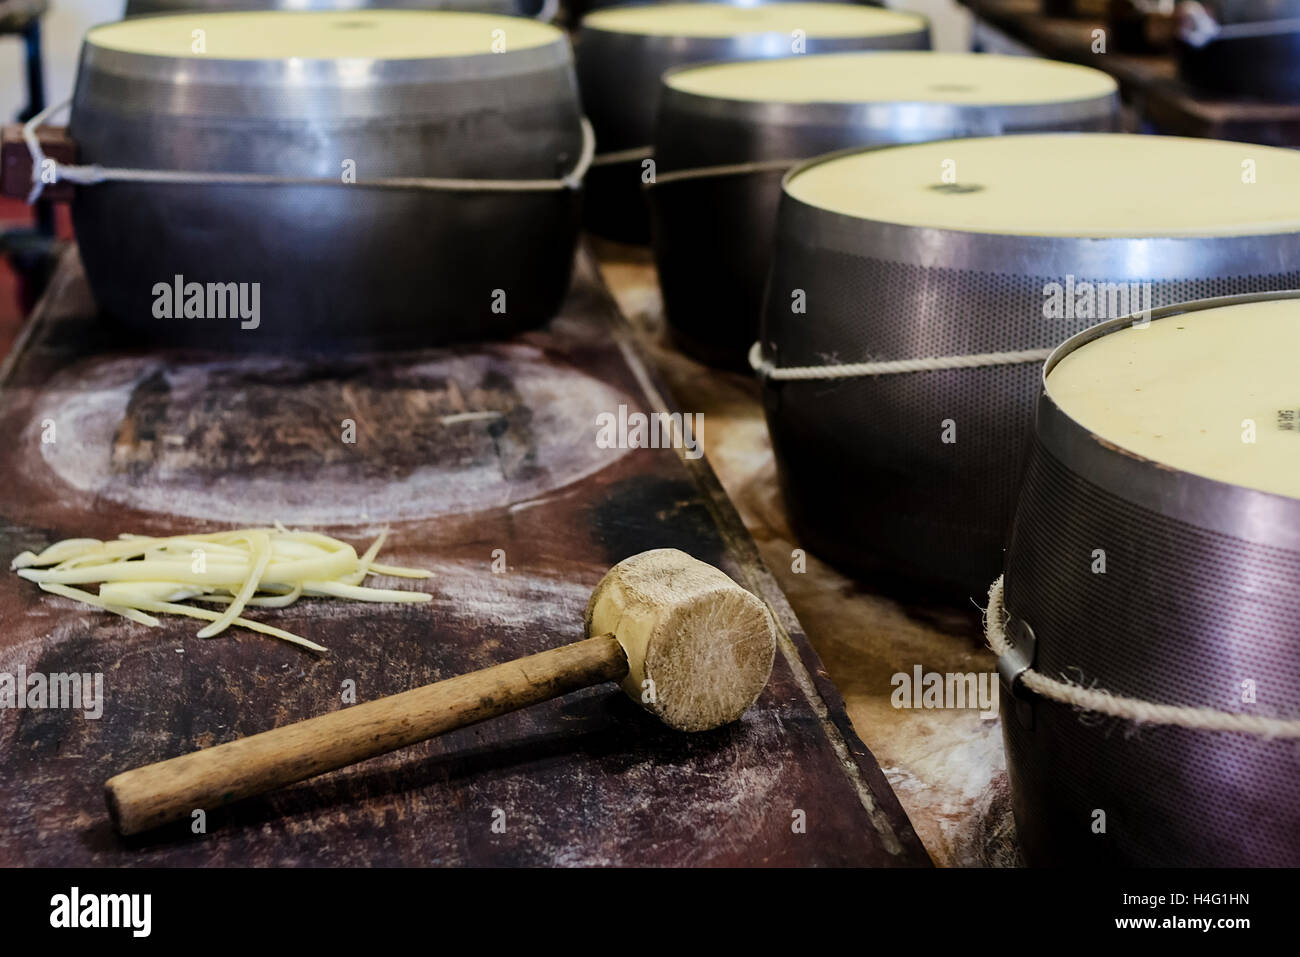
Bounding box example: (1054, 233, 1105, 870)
(0, 245, 928, 867)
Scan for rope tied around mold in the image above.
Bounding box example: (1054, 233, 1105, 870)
(649, 157, 802, 186)
(22, 100, 596, 204)
(588, 145, 654, 167)
(985, 574, 1300, 738)
(748, 341, 1054, 381)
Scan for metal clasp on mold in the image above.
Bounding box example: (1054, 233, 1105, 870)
(997, 616, 1037, 729)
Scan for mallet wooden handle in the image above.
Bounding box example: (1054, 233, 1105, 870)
(106, 634, 629, 836)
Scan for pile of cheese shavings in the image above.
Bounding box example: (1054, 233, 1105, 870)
(10, 525, 432, 654)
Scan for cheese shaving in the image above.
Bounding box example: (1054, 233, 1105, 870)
(11, 527, 433, 654)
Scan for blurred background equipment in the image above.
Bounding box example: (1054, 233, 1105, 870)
(1175, 0, 1300, 100)
(0, 0, 52, 351)
(963, 0, 1300, 139)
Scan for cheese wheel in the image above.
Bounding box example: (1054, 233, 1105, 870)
(786, 133, 1300, 238)
(71, 7, 582, 350)
(1047, 299, 1300, 500)
(87, 9, 560, 60)
(665, 50, 1117, 105)
(581, 2, 926, 39)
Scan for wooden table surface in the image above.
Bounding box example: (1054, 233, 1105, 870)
(0, 245, 928, 867)
(961, 0, 1300, 146)
(593, 241, 1020, 868)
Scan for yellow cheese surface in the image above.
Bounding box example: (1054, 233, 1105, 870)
(785, 133, 1300, 237)
(1047, 298, 1300, 499)
(87, 10, 561, 60)
(582, 2, 926, 38)
(666, 51, 1115, 105)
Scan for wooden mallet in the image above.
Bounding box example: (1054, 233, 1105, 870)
(105, 549, 778, 835)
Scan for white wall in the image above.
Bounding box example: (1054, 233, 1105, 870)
(0, 0, 970, 125)
(902, 0, 972, 52)
(0, 0, 124, 121)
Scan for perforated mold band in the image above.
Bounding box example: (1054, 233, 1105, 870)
(1001, 435, 1300, 866)
(759, 243, 1300, 596)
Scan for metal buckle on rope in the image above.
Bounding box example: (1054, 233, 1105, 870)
(997, 616, 1037, 728)
(996, 616, 1036, 695)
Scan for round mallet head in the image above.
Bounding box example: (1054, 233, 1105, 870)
(584, 549, 777, 732)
